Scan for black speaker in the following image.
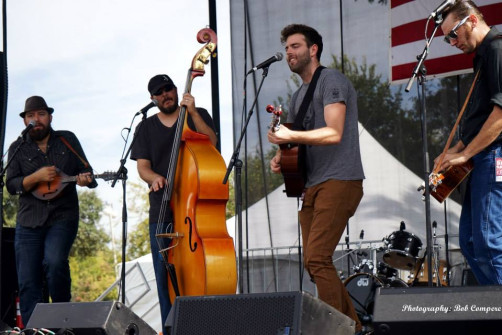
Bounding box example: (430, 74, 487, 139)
(1, 227, 18, 328)
(26, 301, 156, 335)
(166, 291, 355, 335)
(373, 286, 502, 334)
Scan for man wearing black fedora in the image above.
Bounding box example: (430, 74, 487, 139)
(5, 95, 97, 325)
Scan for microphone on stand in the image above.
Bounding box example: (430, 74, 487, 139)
(247, 52, 284, 74)
(428, 0, 455, 20)
(135, 99, 158, 117)
(18, 120, 35, 139)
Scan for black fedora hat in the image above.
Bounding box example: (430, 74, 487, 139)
(19, 96, 54, 118)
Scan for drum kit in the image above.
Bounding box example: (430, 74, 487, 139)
(343, 227, 450, 332)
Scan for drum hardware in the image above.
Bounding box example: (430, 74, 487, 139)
(408, 258, 449, 287)
(376, 261, 398, 279)
(408, 221, 449, 287)
(353, 259, 374, 274)
(382, 225, 423, 270)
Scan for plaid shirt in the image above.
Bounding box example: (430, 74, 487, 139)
(6, 129, 97, 228)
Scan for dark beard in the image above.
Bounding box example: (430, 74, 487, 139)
(159, 104, 178, 115)
(29, 125, 51, 141)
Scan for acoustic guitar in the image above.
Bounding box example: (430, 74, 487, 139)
(426, 160, 473, 203)
(267, 104, 304, 197)
(32, 170, 116, 200)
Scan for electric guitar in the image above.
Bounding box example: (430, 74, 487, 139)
(267, 104, 304, 197)
(32, 170, 117, 200)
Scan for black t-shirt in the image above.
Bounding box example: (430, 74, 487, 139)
(460, 27, 502, 146)
(130, 108, 215, 223)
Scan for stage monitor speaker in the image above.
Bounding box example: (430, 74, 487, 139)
(166, 291, 355, 335)
(1, 227, 18, 328)
(373, 285, 502, 334)
(26, 301, 156, 335)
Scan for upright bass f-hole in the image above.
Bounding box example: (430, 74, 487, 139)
(185, 216, 197, 252)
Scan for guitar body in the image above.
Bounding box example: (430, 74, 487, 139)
(32, 172, 68, 200)
(429, 159, 474, 203)
(280, 123, 305, 198)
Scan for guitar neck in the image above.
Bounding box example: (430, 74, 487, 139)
(60, 173, 110, 184)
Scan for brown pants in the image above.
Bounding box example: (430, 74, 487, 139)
(299, 179, 363, 332)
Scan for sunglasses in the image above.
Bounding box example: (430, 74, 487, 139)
(444, 16, 470, 44)
(153, 85, 175, 96)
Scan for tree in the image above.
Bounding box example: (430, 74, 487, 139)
(70, 190, 116, 301)
(71, 190, 110, 258)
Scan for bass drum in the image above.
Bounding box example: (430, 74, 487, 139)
(344, 273, 383, 326)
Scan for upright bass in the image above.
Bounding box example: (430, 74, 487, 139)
(157, 28, 237, 302)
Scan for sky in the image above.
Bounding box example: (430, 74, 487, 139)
(1, 0, 234, 233)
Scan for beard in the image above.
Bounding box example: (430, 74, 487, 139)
(159, 93, 179, 115)
(289, 49, 312, 75)
(29, 124, 51, 141)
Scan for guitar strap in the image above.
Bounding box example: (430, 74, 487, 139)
(59, 136, 90, 168)
(292, 66, 325, 131)
(291, 66, 325, 185)
(433, 67, 481, 175)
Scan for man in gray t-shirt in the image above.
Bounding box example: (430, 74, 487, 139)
(269, 24, 365, 334)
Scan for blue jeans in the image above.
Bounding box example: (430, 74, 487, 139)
(15, 220, 78, 324)
(459, 142, 502, 285)
(149, 222, 172, 335)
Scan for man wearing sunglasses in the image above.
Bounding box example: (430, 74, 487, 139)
(130, 74, 217, 334)
(437, 1, 502, 285)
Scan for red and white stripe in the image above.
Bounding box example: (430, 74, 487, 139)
(390, 0, 502, 83)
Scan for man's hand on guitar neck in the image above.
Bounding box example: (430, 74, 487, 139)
(76, 172, 93, 187)
(268, 124, 294, 145)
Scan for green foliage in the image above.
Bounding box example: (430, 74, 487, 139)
(240, 146, 285, 209)
(126, 179, 151, 260)
(69, 190, 116, 300)
(70, 250, 117, 301)
(128, 218, 150, 260)
(2, 183, 18, 227)
(71, 190, 110, 259)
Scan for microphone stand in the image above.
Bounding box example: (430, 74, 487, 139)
(223, 66, 271, 293)
(110, 110, 147, 303)
(405, 20, 443, 287)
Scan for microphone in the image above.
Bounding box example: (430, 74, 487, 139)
(428, 0, 455, 20)
(135, 99, 158, 116)
(19, 120, 35, 139)
(247, 52, 283, 74)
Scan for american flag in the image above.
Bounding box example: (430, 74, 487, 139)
(390, 0, 502, 83)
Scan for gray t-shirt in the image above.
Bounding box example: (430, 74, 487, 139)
(287, 68, 365, 187)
